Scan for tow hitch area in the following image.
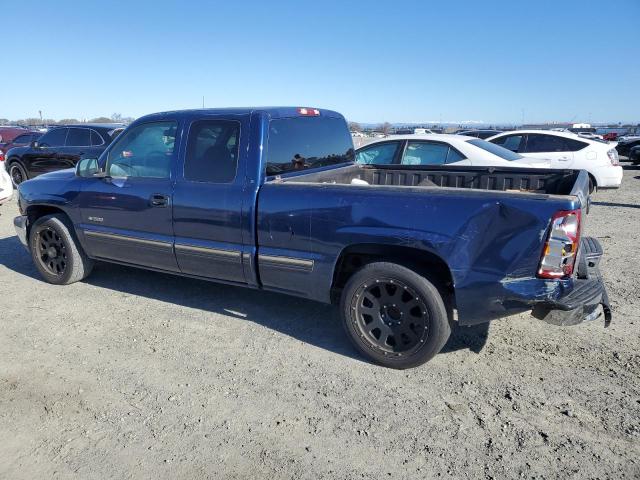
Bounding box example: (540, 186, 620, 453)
(532, 236, 612, 327)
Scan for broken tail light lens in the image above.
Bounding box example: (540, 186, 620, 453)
(537, 209, 581, 279)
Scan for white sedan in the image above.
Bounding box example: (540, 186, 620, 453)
(486, 130, 622, 189)
(0, 160, 14, 205)
(355, 134, 551, 169)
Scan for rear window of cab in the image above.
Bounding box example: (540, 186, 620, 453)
(266, 116, 354, 176)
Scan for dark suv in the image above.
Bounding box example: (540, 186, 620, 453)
(5, 124, 124, 185)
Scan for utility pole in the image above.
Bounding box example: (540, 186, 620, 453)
(39, 110, 43, 125)
(202, 96, 205, 108)
(521, 108, 524, 126)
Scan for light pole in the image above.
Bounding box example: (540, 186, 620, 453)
(39, 110, 43, 125)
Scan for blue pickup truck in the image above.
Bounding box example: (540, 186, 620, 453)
(13, 107, 611, 368)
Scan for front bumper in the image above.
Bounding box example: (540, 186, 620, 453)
(14, 215, 29, 251)
(532, 236, 612, 327)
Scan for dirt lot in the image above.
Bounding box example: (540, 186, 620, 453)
(1, 165, 639, 479)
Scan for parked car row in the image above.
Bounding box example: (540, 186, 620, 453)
(356, 129, 623, 191)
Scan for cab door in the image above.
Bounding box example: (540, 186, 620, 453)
(77, 120, 179, 272)
(172, 115, 249, 283)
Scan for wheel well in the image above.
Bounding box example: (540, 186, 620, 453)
(330, 244, 454, 304)
(25, 206, 69, 237)
(588, 172, 597, 191)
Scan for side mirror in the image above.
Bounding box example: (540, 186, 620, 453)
(31, 141, 39, 148)
(76, 157, 100, 177)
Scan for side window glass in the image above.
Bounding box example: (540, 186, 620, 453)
(525, 134, 566, 153)
(496, 135, 524, 152)
(13, 135, 30, 144)
(107, 121, 177, 178)
(184, 120, 240, 183)
(446, 147, 465, 163)
(38, 128, 67, 147)
(90, 130, 104, 146)
(355, 142, 399, 165)
(65, 128, 91, 147)
(564, 138, 588, 152)
(402, 142, 449, 165)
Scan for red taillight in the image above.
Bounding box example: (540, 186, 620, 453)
(0, 149, 4, 162)
(297, 107, 320, 116)
(537, 209, 582, 279)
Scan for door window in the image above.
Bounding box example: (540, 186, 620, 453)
(184, 120, 240, 183)
(12, 134, 32, 145)
(524, 134, 568, 153)
(402, 141, 449, 165)
(106, 121, 177, 178)
(90, 129, 105, 146)
(491, 134, 524, 152)
(38, 128, 68, 147)
(65, 128, 92, 147)
(355, 142, 400, 164)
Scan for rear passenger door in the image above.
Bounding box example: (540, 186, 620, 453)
(59, 127, 93, 169)
(522, 134, 574, 167)
(401, 141, 469, 166)
(172, 115, 248, 283)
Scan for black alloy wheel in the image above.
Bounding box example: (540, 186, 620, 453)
(340, 262, 451, 369)
(35, 227, 68, 276)
(9, 163, 27, 186)
(352, 277, 429, 356)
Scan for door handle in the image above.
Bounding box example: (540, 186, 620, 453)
(150, 194, 169, 207)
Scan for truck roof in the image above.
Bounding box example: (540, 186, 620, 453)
(135, 107, 345, 123)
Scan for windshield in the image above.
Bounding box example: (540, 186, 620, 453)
(467, 138, 523, 160)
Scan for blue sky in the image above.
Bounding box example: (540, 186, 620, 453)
(2, 0, 639, 124)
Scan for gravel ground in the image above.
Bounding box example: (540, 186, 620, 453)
(1, 164, 639, 479)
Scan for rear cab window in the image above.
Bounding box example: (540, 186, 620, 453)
(266, 116, 354, 176)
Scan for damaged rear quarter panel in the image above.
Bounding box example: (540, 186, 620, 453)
(260, 183, 579, 324)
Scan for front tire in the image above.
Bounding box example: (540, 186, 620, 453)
(29, 214, 94, 285)
(8, 161, 28, 187)
(340, 262, 451, 369)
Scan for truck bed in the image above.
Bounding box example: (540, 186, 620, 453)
(279, 164, 582, 196)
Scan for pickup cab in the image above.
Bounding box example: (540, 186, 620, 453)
(13, 107, 611, 369)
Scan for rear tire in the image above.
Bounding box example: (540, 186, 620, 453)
(8, 161, 28, 187)
(340, 262, 451, 369)
(29, 214, 94, 285)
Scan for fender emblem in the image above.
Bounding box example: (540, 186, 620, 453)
(88, 216, 104, 223)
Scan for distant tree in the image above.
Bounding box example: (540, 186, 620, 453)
(89, 116, 113, 123)
(379, 122, 392, 135)
(111, 113, 123, 122)
(18, 118, 42, 126)
(348, 121, 362, 132)
(0, 118, 9, 125)
(58, 118, 79, 125)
